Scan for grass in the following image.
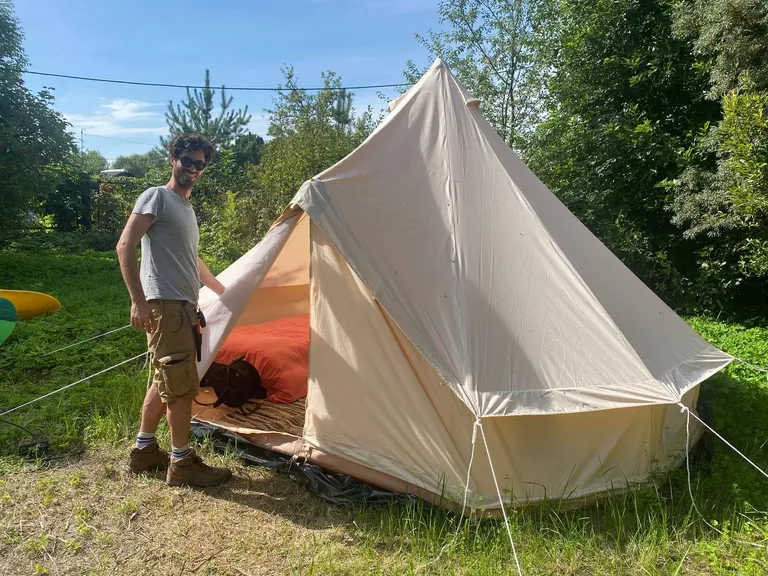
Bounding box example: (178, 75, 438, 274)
(1, 235, 768, 574)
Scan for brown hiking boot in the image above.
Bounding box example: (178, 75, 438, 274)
(166, 449, 232, 487)
(129, 442, 170, 473)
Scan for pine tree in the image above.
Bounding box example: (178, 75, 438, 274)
(160, 69, 252, 150)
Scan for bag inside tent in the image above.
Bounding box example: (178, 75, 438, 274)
(189, 59, 734, 514)
(192, 213, 312, 450)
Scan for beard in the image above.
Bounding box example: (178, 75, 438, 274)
(174, 164, 199, 188)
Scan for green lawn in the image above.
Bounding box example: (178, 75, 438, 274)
(1, 237, 767, 575)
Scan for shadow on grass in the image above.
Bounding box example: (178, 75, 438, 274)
(169, 467, 354, 531)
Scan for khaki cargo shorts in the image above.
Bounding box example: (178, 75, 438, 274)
(146, 299, 199, 403)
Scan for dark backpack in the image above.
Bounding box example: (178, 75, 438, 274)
(198, 355, 267, 408)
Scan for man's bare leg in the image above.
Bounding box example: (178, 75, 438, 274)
(139, 385, 165, 435)
(166, 394, 193, 452)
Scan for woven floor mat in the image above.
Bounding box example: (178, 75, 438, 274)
(192, 388, 306, 437)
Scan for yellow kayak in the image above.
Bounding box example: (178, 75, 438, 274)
(0, 290, 61, 320)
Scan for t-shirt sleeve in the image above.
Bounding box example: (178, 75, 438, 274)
(132, 187, 164, 220)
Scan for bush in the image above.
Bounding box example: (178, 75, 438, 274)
(0, 230, 120, 254)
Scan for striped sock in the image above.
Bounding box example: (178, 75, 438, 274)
(135, 431, 155, 449)
(171, 444, 192, 461)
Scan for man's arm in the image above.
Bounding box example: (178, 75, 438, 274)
(116, 213, 155, 332)
(198, 258, 226, 296)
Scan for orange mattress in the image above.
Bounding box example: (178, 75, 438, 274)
(213, 314, 309, 404)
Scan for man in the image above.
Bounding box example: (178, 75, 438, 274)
(116, 133, 232, 487)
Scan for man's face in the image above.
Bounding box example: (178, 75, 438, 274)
(171, 149, 207, 187)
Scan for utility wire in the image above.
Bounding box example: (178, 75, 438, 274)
(85, 134, 159, 147)
(9, 66, 410, 92)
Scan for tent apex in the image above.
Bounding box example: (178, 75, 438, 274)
(430, 57, 446, 69)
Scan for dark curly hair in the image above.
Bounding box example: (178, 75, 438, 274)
(168, 133, 215, 163)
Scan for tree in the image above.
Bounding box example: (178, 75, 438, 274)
(42, 164, 98, 232)
(0, 0, 74, 233)
(254, 68, 376, 218)
(523, 0, 718, 309)
(195, 147, 255, 262)
(232, 133, 265, 166)
(231, 68, 378, 242)
(719, 86, 768, 277)
(160, 69, 252, 149)
(666, 0, 768, 312)
(330, 89, 353, 129)
(112, 149, 166, 178)
(35, 151, 106, 232)
(404, 0, 545, 150)
(673, 0, 768, 100)
(80, 149, 108, 174)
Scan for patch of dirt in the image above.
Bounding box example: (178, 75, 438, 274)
(0, 445, 374, 575)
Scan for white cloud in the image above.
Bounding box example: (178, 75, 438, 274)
(64, 98, 166, 138)
(99, 98, 163, 121)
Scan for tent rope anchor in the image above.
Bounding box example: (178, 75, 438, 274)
(417, 417, 524, 575)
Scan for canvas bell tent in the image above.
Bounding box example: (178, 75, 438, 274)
(189, 59, 733, 512)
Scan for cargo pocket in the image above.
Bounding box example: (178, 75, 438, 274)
(156, 352, 198, 398)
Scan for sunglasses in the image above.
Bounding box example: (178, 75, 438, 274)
(179, 156, 207, 171)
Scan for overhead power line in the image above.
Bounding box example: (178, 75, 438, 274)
(8, 66, 410, 92)
(85, 133, 158, 147)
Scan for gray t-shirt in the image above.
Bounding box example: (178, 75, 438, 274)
(132, 186, 200, 305)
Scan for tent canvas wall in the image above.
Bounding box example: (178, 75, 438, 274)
(190, 59, 733, 511)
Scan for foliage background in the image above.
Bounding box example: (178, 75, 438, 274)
(2, 0, 768, 321)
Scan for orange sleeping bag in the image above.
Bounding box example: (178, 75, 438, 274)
(213, 314, 309, 404)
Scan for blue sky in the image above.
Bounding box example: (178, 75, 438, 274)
(14, 0, 442, 163)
